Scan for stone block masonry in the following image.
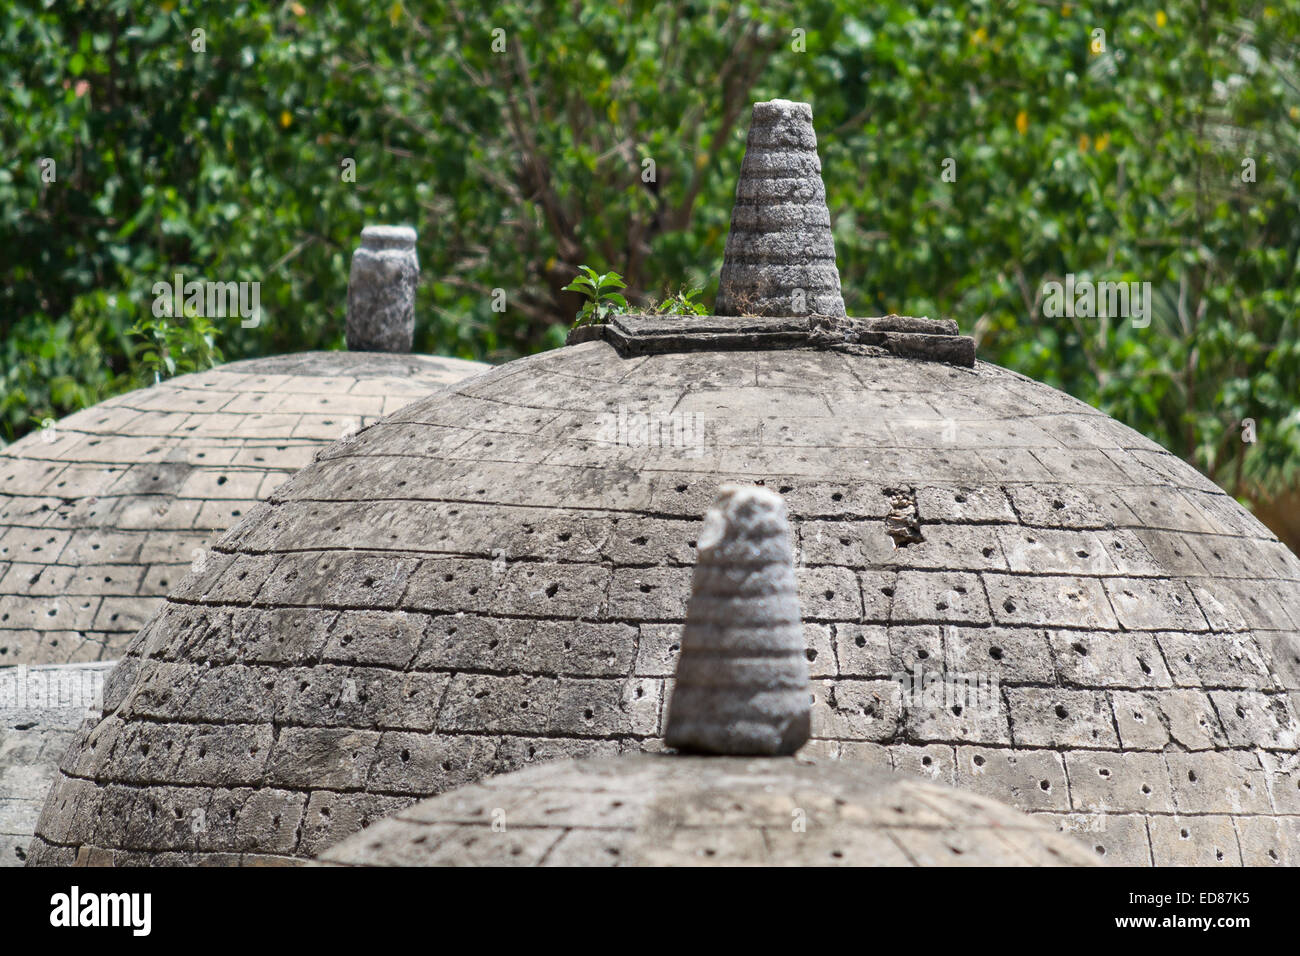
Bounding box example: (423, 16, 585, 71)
(0, 350, 485, 867)
(573, 313, 977, 367)
(23, 96, 1300, 867)
(315, 754, 1100, 867)
(27, 342, 1300, 866)
(0, 351, 484, 666)
(0, 662, 113, 866)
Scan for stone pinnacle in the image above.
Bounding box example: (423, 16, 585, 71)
(714, 99, 847, 319)
(346, 225, 418, 352)
(664, 484, 811, 755)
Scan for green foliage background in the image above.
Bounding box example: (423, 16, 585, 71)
(3, 1, 1298, 525)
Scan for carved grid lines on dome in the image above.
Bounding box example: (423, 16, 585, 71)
(0, 352, 483, 666)
(316, 755, 1100, 867)
(29, 343, 1300, 866)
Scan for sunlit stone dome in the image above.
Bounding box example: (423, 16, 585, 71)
(0, 351, 484, 665)
(29, 334, 1300, 867)
(316, 754, 1100, 867)
(29, 102, 1300, 867)
(0, 350, 484, 867)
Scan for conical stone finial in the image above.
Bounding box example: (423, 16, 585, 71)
(346, 225, 418, 352)
(715, 100, 847, 319)
(665, 484, 811, 755)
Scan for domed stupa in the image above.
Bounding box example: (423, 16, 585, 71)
(316, 754, 1100, 867)
(1, 228, 486, 864)
(0, 352, 484, 665)
(1, 226, 483, 667)
(318, 487, 1097, 868)
(31, 104, 1300, 867)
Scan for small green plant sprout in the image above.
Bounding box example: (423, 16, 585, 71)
(651, 287, 708, 316)
(129, 311, 224, 385)
(563, 265, 628, 328)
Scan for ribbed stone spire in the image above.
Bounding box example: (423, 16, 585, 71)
(346, 225, 418, 352)
(715, 99, 846, 318)
(665, 484, 811, 755)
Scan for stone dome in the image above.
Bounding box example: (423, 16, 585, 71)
(29, 99, 1300, 867)
(316, 754, 1100, 866)
(0, 350, 484, 867)
(28, 335, 1300, 866)
(0, 351, 484, 665)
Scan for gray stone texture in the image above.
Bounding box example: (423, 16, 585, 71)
(27, 341, 1300, 867)
(715, 100, 847, 318)
(0, 351, 485, 867)
(574, 312, 976, 367)
(346, 226, 419, 352)
(0, 662, 111, 866)
(0, 351, 485, 666)
(664, 485, 810, 755)
(316, 753, 1099, 866)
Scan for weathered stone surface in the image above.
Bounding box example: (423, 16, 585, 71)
(345, 225, 419, 352)
(315, 754, 1098, 866)
(1040, 812, 1154, 866)
(664, 486, 810, 755)
(715, 100, 846, 319)
(582, 312, 976, 367)
(1148, 815, 1243, 866)
(0, 662, 110, 866)
(0, 351, 485, 867)
(1063, 751, 1175, 813)
(817, 320, 977, 367)
(0, 352, 485, 667)
(27, 339, 1300, 866)
(956, 747, 1069, 812)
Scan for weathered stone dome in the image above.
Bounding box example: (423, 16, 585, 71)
(316, 754, 1100, 866)
(28, 334, 1300, 866)
(0, 351, 484, 665)
(29, 99, 1300, 867)
(1, 350, 484, 866)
